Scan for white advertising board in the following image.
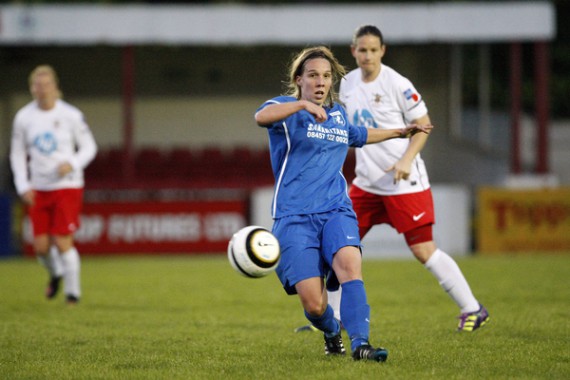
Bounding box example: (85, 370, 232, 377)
(252, 184, 471, 259)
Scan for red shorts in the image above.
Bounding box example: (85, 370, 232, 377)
(349, 185, 435, 241)
(28, 188, 84, 237)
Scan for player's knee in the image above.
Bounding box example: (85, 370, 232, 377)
(33, 236, 50, 255)
(336, 266, 362, 283)
(409, 241, 437, 264)
(303, 300, 327, 316)
(333, 254, 362, 283)
(53, 235, 74, 253)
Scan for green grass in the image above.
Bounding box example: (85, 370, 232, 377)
(0, 254, 569, 379)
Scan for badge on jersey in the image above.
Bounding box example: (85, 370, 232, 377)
(403, 88, 419, 102)
(329, 110, 346, 126)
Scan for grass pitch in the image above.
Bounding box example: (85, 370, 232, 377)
(0, 253, 569, 379)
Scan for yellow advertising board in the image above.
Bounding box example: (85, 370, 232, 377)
(477, 187, 570, 253)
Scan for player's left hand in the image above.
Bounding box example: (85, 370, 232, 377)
(399, 123, 433, 138)
(386, 158, 413, 184)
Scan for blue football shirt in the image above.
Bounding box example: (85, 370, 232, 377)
(256, 96, 368, 218)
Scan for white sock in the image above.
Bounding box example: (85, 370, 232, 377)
(60, 247, 81, 298)
(49, 246, 64, 277)
(37, 246, 64, 278)
(424, 249, 479, 313)
(327, 289, 342, 321)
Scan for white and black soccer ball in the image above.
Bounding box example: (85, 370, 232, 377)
(227, 225, 281, 278)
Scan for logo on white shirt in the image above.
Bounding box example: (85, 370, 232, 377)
(33, 132, 57, 155)
(354, 109, 378, 129)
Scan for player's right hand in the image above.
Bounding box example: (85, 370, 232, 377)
(21, 190, 35, 206)
(400, 123, 433, 138)
(302, 100, 328, 123)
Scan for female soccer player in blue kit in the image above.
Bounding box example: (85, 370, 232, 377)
(254, 46, 432, 362)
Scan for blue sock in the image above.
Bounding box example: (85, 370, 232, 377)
(304, 305, 340, 338)
(340, 279, 370, 351)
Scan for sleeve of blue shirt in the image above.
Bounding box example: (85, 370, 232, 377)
(346, 115, 368, 148)
(255, 96, 296, 128)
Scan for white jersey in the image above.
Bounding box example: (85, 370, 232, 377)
(10, 99, 97, 195)
(339, 64, 430, 195)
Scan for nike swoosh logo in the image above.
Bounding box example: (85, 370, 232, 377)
(413, 212, 426, 221)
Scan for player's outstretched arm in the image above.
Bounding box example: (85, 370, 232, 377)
(255, 100, 327, 126)
(365, 123, 432, 144)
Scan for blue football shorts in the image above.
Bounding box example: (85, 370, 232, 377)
(272, 208, 361, 295)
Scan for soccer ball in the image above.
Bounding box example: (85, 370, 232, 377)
(227, 225, 281, 278)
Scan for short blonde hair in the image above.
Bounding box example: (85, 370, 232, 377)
(286, 46, 346, 107)
(29, 65, 62, 98)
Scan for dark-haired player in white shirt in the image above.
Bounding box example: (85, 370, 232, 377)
(334, 25, 489, 332)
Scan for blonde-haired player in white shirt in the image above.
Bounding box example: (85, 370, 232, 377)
(10, 65, 97, 305)
(297, 25, 488, 332)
